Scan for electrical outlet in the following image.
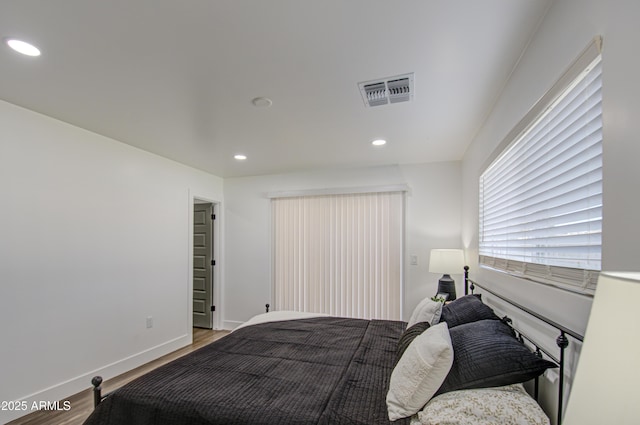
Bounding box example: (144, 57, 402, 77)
(410, 255, 418, 265)
(146, 316, 153, 328)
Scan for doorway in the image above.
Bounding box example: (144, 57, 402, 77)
(193, 202, 214, 329)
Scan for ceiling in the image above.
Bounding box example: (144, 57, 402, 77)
(0, 0, 552, 178)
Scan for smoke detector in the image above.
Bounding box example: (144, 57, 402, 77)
(358, 73, 414, 107)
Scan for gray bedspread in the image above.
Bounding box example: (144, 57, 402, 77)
(83, 316, 410, 425)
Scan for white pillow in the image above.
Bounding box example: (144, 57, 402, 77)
(387, 322, 454, 421)
(407, 297, 443, 328)
(413, 384, 550, 425)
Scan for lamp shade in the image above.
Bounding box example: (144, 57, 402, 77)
(562, 272, 640, 425)
(429, 249, 465, 274)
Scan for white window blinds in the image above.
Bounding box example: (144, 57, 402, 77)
(479, 52, 602, 292)
(272, 191, 403, 320)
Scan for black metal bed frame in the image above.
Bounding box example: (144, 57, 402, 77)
(463, 266, 584, 425)
(90, 266, 584, 425)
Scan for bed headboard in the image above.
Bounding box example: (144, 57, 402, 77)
(463, 266, 584, 425)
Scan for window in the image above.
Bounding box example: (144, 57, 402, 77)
(271, 191, 403, 320)
(479, 43, 602, 293)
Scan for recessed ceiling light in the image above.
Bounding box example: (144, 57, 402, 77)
(371, 139, 387, 146)
(251, 97, 273, 108)
(234, 154, 247, 160)
(5, 38, 41, 57)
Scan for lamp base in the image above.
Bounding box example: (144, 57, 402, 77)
(437, 274, 457, 301)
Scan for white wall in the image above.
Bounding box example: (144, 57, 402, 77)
(401, 163, 464, 314)
(0, 100, 223, 423)
(461, 0, 640, 421)
(600, 0, 640, 270)
(223, 162, 462, 328)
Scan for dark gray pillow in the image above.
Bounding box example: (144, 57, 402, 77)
(396, 321, 431, 363)
(436, 319, 557, 395)
(439, 294, 500, 328)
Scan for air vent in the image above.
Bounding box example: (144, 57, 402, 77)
(358, 73, 414, 107)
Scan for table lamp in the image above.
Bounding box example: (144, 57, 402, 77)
(429, 249, 464, 301)
(562, 272, 640, 424)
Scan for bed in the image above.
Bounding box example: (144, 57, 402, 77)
(84, 269, 579, 425)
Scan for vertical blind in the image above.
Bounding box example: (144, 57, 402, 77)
(272, 191, 403, 320)
(479, 53, 602, 292)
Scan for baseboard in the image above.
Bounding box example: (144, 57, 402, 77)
(2, 334, 190, 424)
(222, 319, 243, 330)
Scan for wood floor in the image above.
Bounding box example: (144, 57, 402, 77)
(7, 328, 229, 425)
